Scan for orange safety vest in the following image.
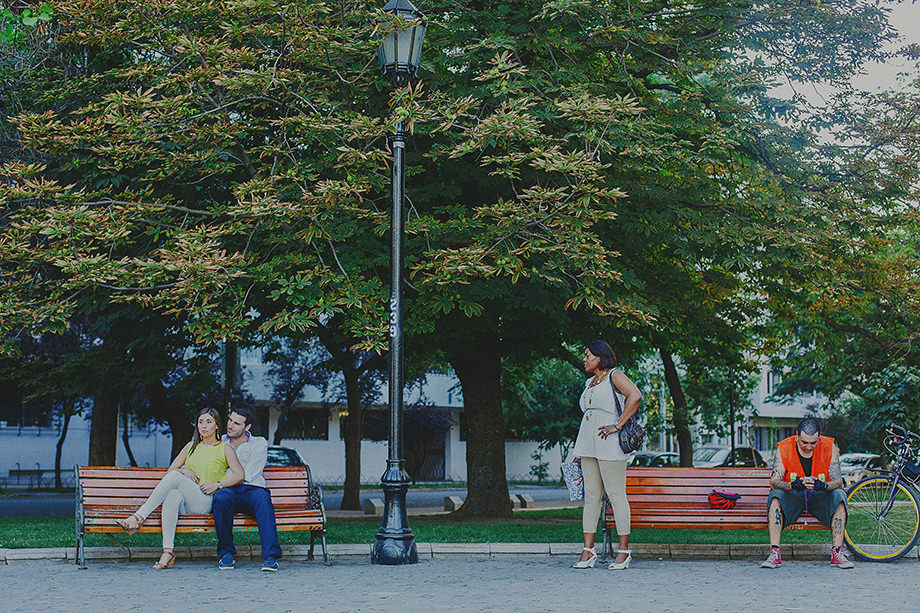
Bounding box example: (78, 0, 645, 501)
(777, 435, 835, 482)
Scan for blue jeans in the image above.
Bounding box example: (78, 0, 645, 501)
(212, 484, 282, 560)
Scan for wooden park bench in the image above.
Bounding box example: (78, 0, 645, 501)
(602, 467, 825, 559)
(8, 468, 51, 488)
(75, 465, 329, 568)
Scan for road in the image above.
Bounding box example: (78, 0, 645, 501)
(0, 485, 573, 517)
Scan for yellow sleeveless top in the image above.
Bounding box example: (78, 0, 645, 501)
(185, 441, 229, 483)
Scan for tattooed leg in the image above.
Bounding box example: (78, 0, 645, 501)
(831, 503, 846, 548)
(768, 497, 784, 546)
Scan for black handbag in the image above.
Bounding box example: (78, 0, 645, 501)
(611, 374, 644, 453)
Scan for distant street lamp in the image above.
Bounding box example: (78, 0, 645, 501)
(371, 0, 426, 566)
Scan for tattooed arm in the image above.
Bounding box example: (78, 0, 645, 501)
(826, 443, 844, 491)
(770, 452, 791, 490)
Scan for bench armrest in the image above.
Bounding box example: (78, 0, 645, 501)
(310, 483, 324, 510)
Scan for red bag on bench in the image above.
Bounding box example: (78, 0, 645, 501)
(708, 490, 741, 510)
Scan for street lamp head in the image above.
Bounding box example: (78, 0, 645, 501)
(378, 0, 427, 88)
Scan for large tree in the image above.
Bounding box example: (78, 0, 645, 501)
(1, 0, 909, 515)
(565, 1, 904, 463)
(2, 1, 645, 518)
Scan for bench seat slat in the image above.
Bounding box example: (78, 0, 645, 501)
(77, 477, 311, 488)
(84, 516, 325, 532)
(81, 487, 310, 500)
(79, 466, 308, 474)
(626, 497, 771, 506)
(627, 480, 771, 488)
(624, 487, 771, 496)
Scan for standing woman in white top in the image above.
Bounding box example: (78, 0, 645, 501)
(571, 340, 642, 570)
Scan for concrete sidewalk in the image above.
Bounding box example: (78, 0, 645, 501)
(2, 554, 916, 612)
(5, 541, 919, 563)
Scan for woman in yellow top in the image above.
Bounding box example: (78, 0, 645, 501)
(116, 408, 244, 569)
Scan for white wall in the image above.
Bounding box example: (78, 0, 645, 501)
(0, 412, 561, 487)
(1, 357, 567, 486)
(275, 410, 560, 484)
(0, 416, 173, 486)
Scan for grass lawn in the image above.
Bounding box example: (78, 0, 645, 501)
(0, 508, 831, 549)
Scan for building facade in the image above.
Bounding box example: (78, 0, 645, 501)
(0, 356, 820, 487)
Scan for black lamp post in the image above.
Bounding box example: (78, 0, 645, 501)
(371, 0, 426, 566)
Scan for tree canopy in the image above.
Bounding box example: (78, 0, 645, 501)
(2, 0, 917, 514)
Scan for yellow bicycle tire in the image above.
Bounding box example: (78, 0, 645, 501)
(844, 476, 920, 562)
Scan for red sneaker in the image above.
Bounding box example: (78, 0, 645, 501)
(761, 547, 782, 568)
(830, 546, 854, 569)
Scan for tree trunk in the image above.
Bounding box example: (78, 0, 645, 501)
(339, 365, 364, 511)
(165, 414, 191, 459)
(272, 400, 299, 446)
(223, 341, 240, 416)
(659, 348, 693, 467)
(272, 413, 287, 445)
(447, 320, 512, 518)
(145, 380, 192, 460)
(121, 408, 138, 467)
(54, 407, 72, 488)
(89, 384, 119, 465)
(313, 320, 373, 512)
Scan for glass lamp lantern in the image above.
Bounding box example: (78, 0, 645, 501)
(378, 0, 427, 87)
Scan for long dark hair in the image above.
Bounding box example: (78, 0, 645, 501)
(189, 407, 222, 456)
(586, 340, 618, 370)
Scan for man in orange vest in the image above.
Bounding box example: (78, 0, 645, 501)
(761, 417, 853, 569)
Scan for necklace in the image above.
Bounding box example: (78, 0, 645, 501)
(586, 370, 608, 409)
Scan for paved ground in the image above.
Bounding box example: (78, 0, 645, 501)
(2, 555, 914, 612)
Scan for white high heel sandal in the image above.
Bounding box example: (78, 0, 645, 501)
(608, 549, 631, 570)
(573, 547, 597, 569)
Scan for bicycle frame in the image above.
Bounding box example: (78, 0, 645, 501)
(877, 425, 920, 516)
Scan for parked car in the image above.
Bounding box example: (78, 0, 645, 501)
(692, 445, 766, 468)
(266, 445, 307, 468)
(840, 453, 887, 487)
(629, 451, 680, 467)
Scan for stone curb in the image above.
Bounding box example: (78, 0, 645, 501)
(4, 543, 919, 564)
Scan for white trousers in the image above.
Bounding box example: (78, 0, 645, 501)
(581, 457, 631, 536)
(135, 470, 213, 549)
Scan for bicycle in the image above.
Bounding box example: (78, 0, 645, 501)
(844, 423, 920, 562)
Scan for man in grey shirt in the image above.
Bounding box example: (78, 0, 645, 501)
(213, 407, 282, 571)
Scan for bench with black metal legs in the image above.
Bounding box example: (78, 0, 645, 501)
(601, 467, 824, 561)
(75, 465, 329, 568)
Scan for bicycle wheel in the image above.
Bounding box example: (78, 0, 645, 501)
(844, 476, 920, 562)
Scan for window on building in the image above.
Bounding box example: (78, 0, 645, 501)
(243, 406, 271, 438)
(0, 384, 54, 427)
(754, 426, 798, 450)
(276, 406, 329, 440)
(339, 408, 387, 441)
(766, 370, 783, 396)
(753, 427, 766, 450)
